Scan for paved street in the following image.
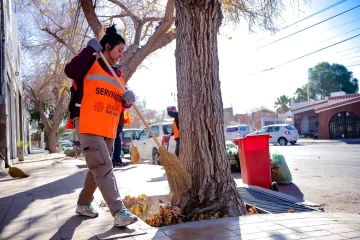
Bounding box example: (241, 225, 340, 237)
(270, 143, 360, 213)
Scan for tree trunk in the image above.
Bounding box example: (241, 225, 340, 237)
(47, 130, 57, 153)
(174, 0, 247, 216)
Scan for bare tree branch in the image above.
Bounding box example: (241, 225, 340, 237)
(143, 16, 164, 22)
(41, 27, 76, 54)
(80, 0, 104, 39)
(108, 0, 140, 23)
(120, 0, 175, 81)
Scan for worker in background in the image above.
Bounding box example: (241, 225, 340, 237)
(112, 110, 131, 167)
(167, 106, 180, 157)
(64, 25, 137, 228)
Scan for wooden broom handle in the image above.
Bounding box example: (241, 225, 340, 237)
(99, 52, 162, 148)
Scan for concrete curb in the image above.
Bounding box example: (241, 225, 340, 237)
(297, 139, 360, 145)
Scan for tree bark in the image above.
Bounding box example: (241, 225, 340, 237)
(173, 0, 247, 216)
(47, 129, 57, 153)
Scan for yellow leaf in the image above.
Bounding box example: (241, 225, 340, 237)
(146, 1, 150, 7)
(14, 0, 18, 2)
(171, 28, 175, 33)
(228, 36, 233, 40)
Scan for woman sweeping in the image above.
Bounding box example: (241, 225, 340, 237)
(64, 25, 137, 227)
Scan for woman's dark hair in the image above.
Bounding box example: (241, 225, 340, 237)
(100, 25, 125, 51)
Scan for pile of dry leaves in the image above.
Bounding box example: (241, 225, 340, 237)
(122, 194, 260, 227)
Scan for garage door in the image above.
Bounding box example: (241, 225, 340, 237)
(329, 112, 360, 139)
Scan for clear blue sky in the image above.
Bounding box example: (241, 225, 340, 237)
(127, 0, 360, 114)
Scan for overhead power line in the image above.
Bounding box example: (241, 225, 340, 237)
(256, 0, 349, 42)
(251, 33, 360, 76)
(257, 4, 360, 50)
(346, 63, 360, 67)
(339, 50, 360, 57)
(334, 46, 360, 54)
(320, 18, 360, 34)
(340, 55, 360, 61)
(321, 26, 360, 42)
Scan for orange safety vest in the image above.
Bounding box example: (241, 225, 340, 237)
(78, 60, 125, 138)
(173, 119, 179, 140)
(123, 110, 131, 126)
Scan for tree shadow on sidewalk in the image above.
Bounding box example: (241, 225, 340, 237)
(0, 162, 96, 239)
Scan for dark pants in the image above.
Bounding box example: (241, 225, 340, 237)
(175, 138, 180, 157)
(112, 125, 123, 166)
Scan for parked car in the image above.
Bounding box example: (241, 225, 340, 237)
(225, 124, 252, 141)
(60, 140, 73, 148)
(248, 124, 299, 146)
(121, 128, 142, 154)
(133, 122, 176, 164)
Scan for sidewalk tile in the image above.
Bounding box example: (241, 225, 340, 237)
(133, 229, 167, 240)
(163, 227, 195, 236)
(340, 231, 360, 238)
(291, 226, 322, 232)
(0, 228, 29, 239)
(230, 227, 260, 235)
(60, 228, 97, 240)
(267, 228, 300, 235)
(240, 231, 272, 239)
(314, 235, 346, 240)
(303, 230, 333, 237)
(328, 227, 357, 234)
(208, 230, 239, 239)
(255, 237, 284, 240)
(277, 232, 311, 239)
(27, 228, 61, 240)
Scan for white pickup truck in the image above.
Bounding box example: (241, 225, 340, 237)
(133, 121, 176, 164)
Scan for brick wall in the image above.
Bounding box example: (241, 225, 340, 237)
(318, 101, 360, 139)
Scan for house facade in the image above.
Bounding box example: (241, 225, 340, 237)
(0, 0, 28, 164)
(291, 92, 360, 139)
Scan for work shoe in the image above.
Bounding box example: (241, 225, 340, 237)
(75, 204, 99, 218)
(114, 208, 138, 227)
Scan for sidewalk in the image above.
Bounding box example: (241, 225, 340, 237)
(1, 155, 360, 240)
(297, 138, 360, 145)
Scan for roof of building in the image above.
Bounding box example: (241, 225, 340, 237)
(291, 92, 360, 114)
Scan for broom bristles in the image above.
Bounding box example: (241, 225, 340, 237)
(130, 143, 142, 164)
(158, 146, 191, 195)
(8, 167, 29, 178)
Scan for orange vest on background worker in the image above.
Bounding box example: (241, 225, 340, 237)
(173, 119, 179, 140)
(78, 60, 125, 138)
(123, 110, 131, 126)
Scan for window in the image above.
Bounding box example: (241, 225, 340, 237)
(226, 127, 238, 132)
(132, 130, 141, 139)
(139, 129, 149, 140)
(163, 124, 174, 135)
(267, 127, 274, 133)
(273, 126, 280, 132)
(285, 125, 296, 130)
(151, 125, 160, 137)
(123, 131, 132, 139)
(258, 127, 268, 134)
(239, 126, 249, 131)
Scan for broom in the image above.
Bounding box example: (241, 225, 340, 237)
(99, 52, 191, 195)
(129, 124, 141, 164)
(0, 152, 29, 178)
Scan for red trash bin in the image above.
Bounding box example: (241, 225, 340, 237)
(234, 135, 272, 189)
